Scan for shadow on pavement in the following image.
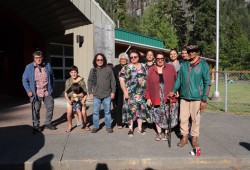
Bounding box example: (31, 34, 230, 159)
(96, 163, 108, 170)
(0, 96, 29, 110)
(95, 163, 156, 170)
(0, 125, 44, 170)
(32, 154, 53, 170)
(52, 112, 67, 127)
(239, 142, 250, 151)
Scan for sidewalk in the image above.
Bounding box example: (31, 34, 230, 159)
(0, 97, 250, 170)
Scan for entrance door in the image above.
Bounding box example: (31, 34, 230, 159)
(0, 18, 24, 96)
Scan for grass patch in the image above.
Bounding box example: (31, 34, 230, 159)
(207, 82, 250, 114)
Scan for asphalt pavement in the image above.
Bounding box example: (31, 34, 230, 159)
(0, 97, 250, 170)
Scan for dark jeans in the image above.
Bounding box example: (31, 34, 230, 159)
(30, 95, 54, 127)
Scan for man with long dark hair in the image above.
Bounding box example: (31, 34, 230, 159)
(87, 53, 116, 133)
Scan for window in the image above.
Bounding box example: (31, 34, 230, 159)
(49, 43, 73, 81)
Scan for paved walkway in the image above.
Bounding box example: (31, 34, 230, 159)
(0, 97, 250, 170)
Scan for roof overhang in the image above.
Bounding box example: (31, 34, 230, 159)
(0, 0, 92, 37)
(115, 38, 169, 52)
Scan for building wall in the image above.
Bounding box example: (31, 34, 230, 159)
(0, 0, 116, 97)
(94, 21, 115, 64)
(67, 0, 116, 92)
(72, 24, 94, 84)
(0, 6, 46, 97)
(66, 22, 115, 93)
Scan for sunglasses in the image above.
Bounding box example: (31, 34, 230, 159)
(96, 59, 103, 62)
(130, 56, 138, 59)
(156, 58, 165, 61)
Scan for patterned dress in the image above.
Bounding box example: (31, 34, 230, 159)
(149, 81, 178, 129)
(119, 63, 148, 125)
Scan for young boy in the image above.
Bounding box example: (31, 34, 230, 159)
(65, 66, 89, 132)
(67, 83, 87, 127)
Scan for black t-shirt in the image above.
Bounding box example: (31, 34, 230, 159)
(66, 86, 87, 96)
(158, 73, 164, 83)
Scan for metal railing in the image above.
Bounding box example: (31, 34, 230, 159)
(208, 71, 250, 114)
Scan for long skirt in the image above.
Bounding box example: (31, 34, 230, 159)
(149, 83, 178, 129)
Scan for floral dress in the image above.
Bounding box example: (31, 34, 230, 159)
(119, 63, 148, 125)
(150, 80, 178, 129)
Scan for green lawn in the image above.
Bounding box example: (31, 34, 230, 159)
(207, 82, 250, 114)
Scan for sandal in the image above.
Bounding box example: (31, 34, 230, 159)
(161, 134, 168, 141)
(66, 128, 72, 133)
(155, 133, 161, 141)
(85, 126, 90, 131)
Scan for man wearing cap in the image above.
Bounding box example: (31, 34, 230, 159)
(169, 44, 210, 148)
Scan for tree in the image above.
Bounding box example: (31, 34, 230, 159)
(95, 0, 127, 28)
(139, 3, 178, 48)
(186, 0, 216, 58)
(95, 0, 113, 18)
(170, 1, 189, 49)
(220, 0, 250, 70)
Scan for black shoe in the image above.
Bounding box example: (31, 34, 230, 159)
(137, 129, 146, 135)
(128, 130, 134, 137)
(45, 124, 57, 130)
(106, 128, 113, 133)
(91, 128, 98, 133)
(33, 126, 42, 133)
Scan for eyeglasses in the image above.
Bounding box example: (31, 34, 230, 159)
(156, 58, 165, 61)
(130, 56, 138, 59)
(96, 59, 103, 62)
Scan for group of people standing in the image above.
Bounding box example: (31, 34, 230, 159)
(22, 42, 210, 149)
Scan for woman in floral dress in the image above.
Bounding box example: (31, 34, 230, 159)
(119, 50, 148, 137)
(145, 51, 178, 141)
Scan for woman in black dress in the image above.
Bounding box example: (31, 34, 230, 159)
(113, 53, 129, 129)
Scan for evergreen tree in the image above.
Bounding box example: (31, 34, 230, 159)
(139, 3, 178, 48)
(170, 1, 189, 49)
(220, 0, 250, 70)
(95, 0, 127, 28)
(187, 0, 216, 59)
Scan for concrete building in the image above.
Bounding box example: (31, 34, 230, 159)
(0, 0, 115, 97)
(0, 0, 214, 98)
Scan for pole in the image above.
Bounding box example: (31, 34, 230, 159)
(212, 0, 220, 100)
(224, 72, 228, 112)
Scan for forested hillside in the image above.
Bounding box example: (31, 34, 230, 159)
(96, 0, 250, 70)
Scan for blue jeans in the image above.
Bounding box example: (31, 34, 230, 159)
(93, 96, 112, 129)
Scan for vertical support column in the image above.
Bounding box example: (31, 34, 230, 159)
(94, 22, 115, 64)
(224, 72, 228, 112)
